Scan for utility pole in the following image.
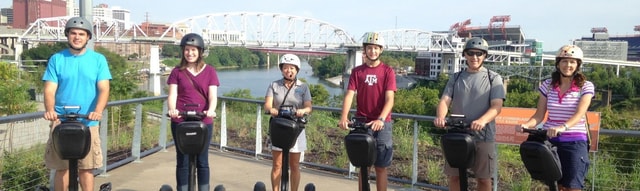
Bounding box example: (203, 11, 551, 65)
(79, 0, 94, 49)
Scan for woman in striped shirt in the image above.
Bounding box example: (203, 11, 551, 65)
(517, 45, 594, 191)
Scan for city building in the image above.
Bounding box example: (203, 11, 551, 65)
(1, 8, 13, 26)
(415, 15, 537, 79)
(579, 27, 640, 62)
(112, 6, 131, 30)
(12, 0, 67, 29)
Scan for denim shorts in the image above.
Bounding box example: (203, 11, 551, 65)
(372, 121, 393, 167)
(553, 140, 590, 189)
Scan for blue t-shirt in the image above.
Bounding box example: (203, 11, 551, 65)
(42, 49, 112, 126)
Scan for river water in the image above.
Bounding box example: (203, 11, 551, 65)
(145, 61, 344, 98)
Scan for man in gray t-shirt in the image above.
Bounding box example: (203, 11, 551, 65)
(433, 37, 506, 191)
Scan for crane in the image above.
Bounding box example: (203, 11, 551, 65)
(450, 19, 471, 37)
(488, 15, 511, 40)
(591, 27, 608, 33)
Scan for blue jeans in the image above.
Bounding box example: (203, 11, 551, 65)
(552, 140, 590, 189)
(171, 122, 213, 191)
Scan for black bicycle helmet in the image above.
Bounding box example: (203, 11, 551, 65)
(180, 33, 205, 51)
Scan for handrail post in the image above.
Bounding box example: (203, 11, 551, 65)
(159, 100, 168, 151)
(411, 120, 419, 189)
(97, 109, 110, 177)
(255, 104, 262, 159)
(132, 104, 143, 162)
(220, 101, 228, 150)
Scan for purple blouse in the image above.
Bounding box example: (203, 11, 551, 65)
(167, 65, 220, 124)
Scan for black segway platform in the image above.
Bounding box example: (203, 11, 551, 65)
(174, 110, 208, 191)
(440, 114, 475, 191)
(161, 106, 209, 191)
(266, 105, 307, 191)
(520, 128, 562, 191)
(344, 117, 376, 191)
(50, 106, 111, 191)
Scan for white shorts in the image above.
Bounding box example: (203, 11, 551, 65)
(271, 129, 307, 153)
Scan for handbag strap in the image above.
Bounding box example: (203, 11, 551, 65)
(182, 69, 208, 103)
(279, 79, 294, 107)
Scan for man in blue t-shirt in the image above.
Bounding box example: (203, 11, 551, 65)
(42, 17, 112, 191)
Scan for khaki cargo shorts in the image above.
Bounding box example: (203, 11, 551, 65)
(444, 141, 496, 179)
(45, 120, 103, 170)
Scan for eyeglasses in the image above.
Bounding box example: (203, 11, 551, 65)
(465, 51, 485, 57)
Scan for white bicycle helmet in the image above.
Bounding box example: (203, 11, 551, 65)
(556, 45, 583, 61)
(279, 54, 301, 70)
(361, 32, 385, 48)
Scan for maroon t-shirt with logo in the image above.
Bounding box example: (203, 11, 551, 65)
(167, 65, 220, 124)
(347, 62, 396, 122)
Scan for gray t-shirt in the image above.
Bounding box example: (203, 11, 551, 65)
(442, 67, 505, 141)
(265, 79, 312, 110)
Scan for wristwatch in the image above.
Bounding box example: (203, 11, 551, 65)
(562, 124, 569, 130)
(378, 117, 385, 122)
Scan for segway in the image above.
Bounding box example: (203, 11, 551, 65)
(520, 128, 562, 191)
(267, 105, 307, 191)
(440, 114, 475, 191)
(169, 109, 209, 191)
(343, 117, 376, 191)
(50, 106, 111, 191)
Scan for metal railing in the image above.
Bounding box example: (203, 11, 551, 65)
(1, 96, 639, 190)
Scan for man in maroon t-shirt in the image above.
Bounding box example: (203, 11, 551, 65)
(338, 32, 397, 191)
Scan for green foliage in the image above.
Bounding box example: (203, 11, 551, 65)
(161, 44, 181, 58)
(309, 54, 345, 79)
(308, 83, 330, 106)
(20, 42, 67, 61)
(379, 51, 417, 68)
(393, 86, 440, 116)
(205, 47, 261, 68)
(0, 62, 36, 115)
(222, 89, 259, 113)
(504, 91, 538, 108)
(1, 146, 49, 191)
(162, 58, 180, 67)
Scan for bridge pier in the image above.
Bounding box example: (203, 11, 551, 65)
(149, 44, 162, 96)
(342, 46, 363, 93)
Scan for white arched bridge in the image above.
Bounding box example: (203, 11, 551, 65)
(9, 11, 640, 77)
(17, 12, 457, 52)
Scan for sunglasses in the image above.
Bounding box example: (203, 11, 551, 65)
(465, 51, 485, 57)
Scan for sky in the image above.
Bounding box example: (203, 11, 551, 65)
(3, 0, 639, 51)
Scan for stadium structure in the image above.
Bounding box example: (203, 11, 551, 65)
(415, 15, 543, 78)
(578, 26, 640, 62)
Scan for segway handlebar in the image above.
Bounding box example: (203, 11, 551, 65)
(56, 113, 89, 120)
(444, 114, 470, 129)
(165, 111, 206, 118)
(266, 106, 308, 124)
(523, 128, 546, 134)
(523, 128, 561, 136)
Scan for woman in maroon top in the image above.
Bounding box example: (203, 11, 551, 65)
(166, 33, 220, 191)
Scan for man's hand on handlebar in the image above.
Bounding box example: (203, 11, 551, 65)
(366, 119, 384, 131)
(338, 118, 351, 130)
(433, 117, 446, 128)
(470, 119, 487, 131)
(88, 111, 103, 121)
(44, 111, 58, 121)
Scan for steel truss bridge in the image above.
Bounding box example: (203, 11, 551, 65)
(17, 12, 462, 52)
(11, 12, 640, 77)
